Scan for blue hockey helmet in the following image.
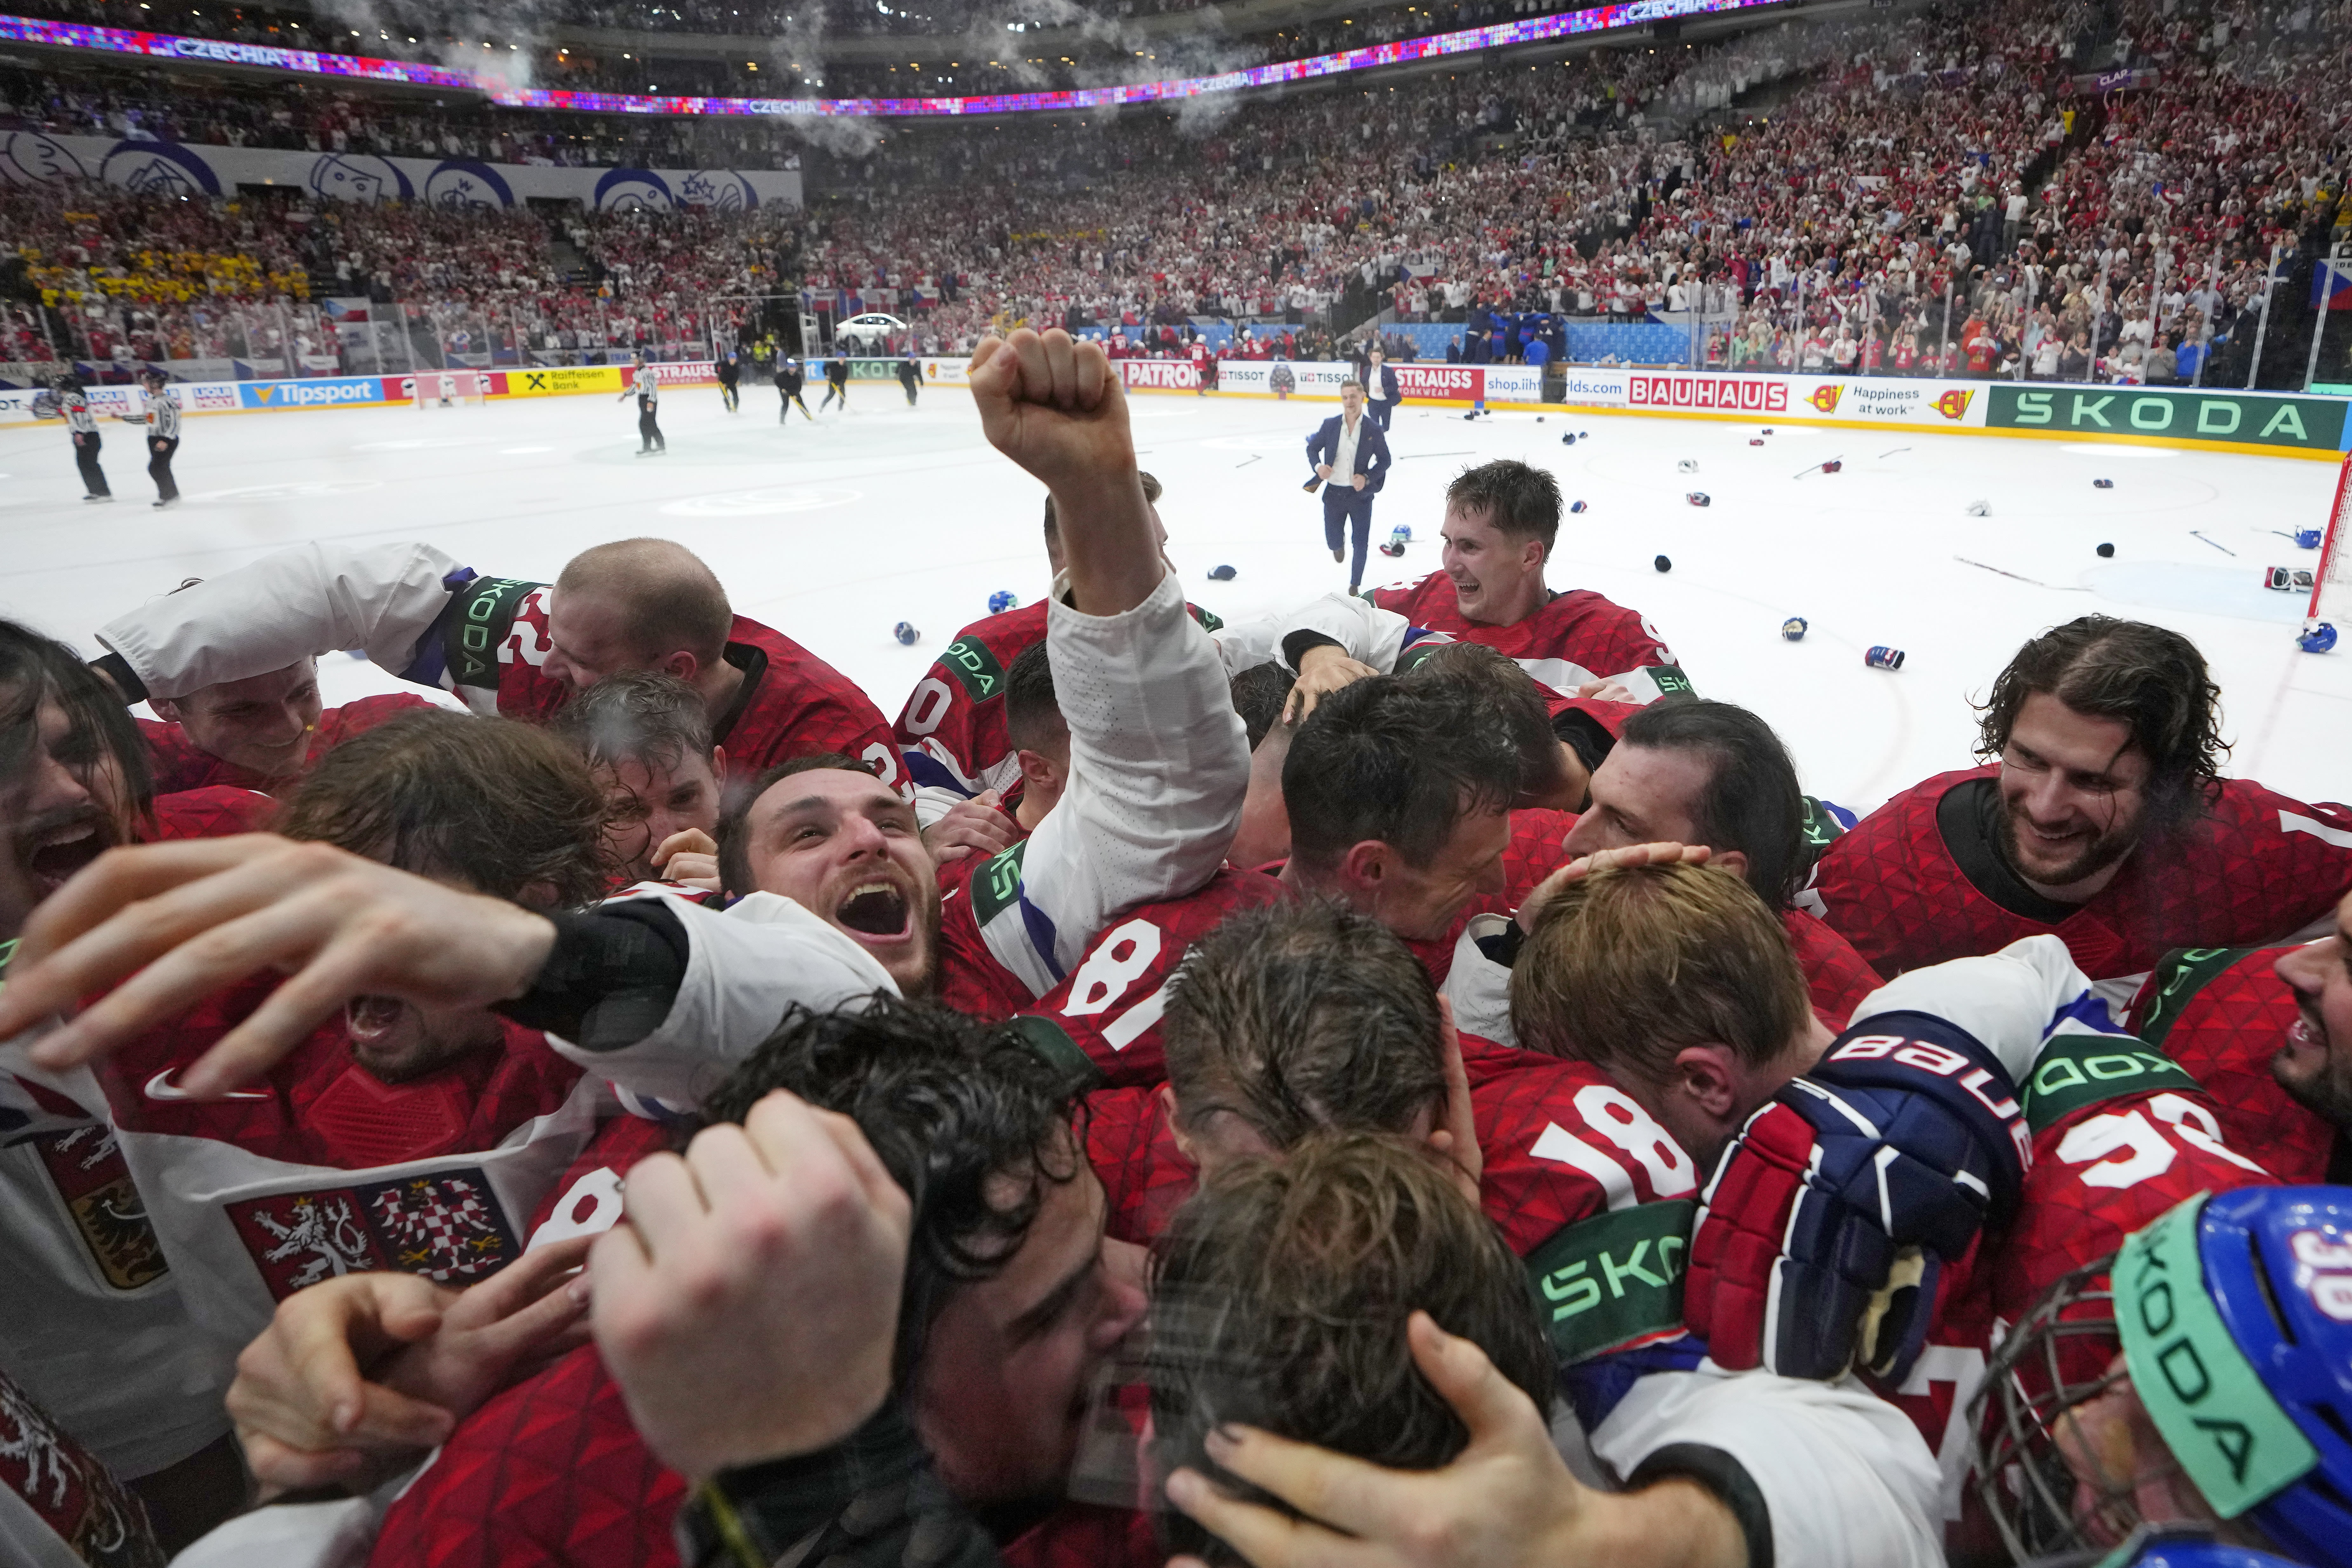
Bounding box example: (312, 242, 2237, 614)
(2188, 1186, 2352, 1565)
(1975, 1186, 2352, 1566)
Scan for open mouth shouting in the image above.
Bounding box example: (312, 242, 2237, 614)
(18, 810, 112, 898)
(835, 879, 913, 944)
(345, 995, 409, 1049)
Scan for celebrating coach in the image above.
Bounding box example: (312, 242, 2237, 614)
(1306, 379, 1391, 593)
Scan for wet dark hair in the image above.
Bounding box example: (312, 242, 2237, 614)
(1282, 675, 1520, 871)
(1227, 663, 1297, 753)
(0, 620, 153, 817)
(1148, 1133, 1555, 1563)
(552, 668, 713, 777)
(1163, 899, 1447, 1150)
(276, 709, 609, 909)
(1399, 642, 1565, 805)
(700, 995, 1088, 1386)
(1444, 459, 1561, 552)
(1003, 641, 1064, 757)
(1619, 698, 1808, 908)
(713, 751, 879, 898)
(1974, 616, 2228, 830)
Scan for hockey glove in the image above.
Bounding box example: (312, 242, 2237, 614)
(1684, 1012, 2031, 1384)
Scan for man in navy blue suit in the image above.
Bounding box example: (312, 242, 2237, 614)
(1360, 343, 1402, 433)
(1305, 380, 1392, 592)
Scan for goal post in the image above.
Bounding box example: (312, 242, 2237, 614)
(412, 369, 489, 408)
(2308, 450, 2352, 631)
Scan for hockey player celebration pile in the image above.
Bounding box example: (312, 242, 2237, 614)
(4, 0, 2352, 1559)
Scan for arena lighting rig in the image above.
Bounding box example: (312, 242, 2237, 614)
(0, 0, 1768, 118)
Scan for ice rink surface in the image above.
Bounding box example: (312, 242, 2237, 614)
(2, 382, 2345, 814)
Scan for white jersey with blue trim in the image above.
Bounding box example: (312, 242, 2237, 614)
(954, 566, 1251, 1000)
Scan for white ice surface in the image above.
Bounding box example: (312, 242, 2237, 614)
(2, 387, 2345, 814)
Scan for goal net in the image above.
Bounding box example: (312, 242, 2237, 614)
(2310, 451, 2352, 631)
(412, 369, 489, 408)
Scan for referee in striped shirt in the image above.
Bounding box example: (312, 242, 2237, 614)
(120, 368, 182, 508)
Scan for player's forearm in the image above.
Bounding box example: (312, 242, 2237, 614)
(1028, 572, 1249, 969)
(1273, 592, 1409, 671)
(1053, 470, 1163, 617)
(533, 889, 898, 1108)
(94, 540, 464, 702)
(1574, 1477, 1750, 1568)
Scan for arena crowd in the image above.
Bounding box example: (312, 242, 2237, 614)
(0, 327, 2349, 1568)
(6, 0, 2349, 386)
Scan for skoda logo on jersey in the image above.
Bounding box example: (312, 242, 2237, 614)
(678, 169, 756, 212)
(98, 139, 221, 199)
(424, 159, 515, 210)
(0, 131, 86, 185)
(593, 168, 674, 212)
(308, 154, 413, 206)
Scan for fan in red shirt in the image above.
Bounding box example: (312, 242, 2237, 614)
(1367, 460, 1686, 700)
(1812, 615, 2352, 988)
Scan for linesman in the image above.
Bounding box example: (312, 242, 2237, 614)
(619, 352, 666, 454)
(118, 367, 181, 508)
(56, 372, 110, 503)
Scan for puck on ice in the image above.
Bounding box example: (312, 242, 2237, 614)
(1654, 554, 1672, 572)
(2096, 543, 2115, 558)
(2094, 478, 2114, 489)
(1208, 564, 1237, 581)
(893, 622, 920, 646)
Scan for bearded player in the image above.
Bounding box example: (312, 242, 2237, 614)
(1811, 615, 2352, 993)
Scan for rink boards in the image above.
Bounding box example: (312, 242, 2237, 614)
(4, 355, 2344, 463)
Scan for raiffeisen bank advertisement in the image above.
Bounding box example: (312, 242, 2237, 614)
(1, 0, 1785, 117)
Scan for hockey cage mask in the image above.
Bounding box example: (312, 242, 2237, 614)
(1971, 1187, 2352, 1567)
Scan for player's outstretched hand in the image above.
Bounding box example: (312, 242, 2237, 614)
(1165, 1312, 1743, 1568)
(228, 1238, 592, 1498)
(1283, 644, 1381, 726)
(1, 836, 556, 1096)
(591, 1088, 910, 1480)
(1513, 840, 1710, 939)
(922, 789, 1019, 864)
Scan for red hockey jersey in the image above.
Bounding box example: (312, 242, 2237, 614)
(136, 693, 433, 796)
(458, 578, 905, 795)
(145, 785, 277, 842)
(1019, 868, 1288, 1087)
(1812, 767, 2352, 981)
(1370, 573, 1681, 695)
(1871, 1032, 2275, 1532)
(2128, 944, 2335, 1184)
(893, 598, 1227, 803)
